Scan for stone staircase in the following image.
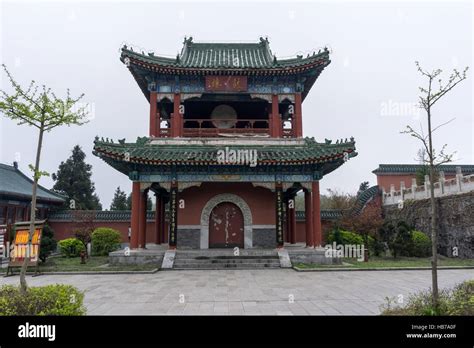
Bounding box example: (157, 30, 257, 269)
(173, 249, 281, 270)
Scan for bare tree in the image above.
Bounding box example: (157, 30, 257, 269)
(401, 61, 468, 311)
(0, 65, 89, 293)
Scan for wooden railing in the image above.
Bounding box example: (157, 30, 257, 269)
(156, 117, 297, 138)
(282, 128, 294, 138)
(183, 118, 270, 137)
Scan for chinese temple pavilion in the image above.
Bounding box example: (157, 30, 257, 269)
(93, 37, 357, 251)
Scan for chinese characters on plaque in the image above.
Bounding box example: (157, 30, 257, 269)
(205, 76, 247, 92)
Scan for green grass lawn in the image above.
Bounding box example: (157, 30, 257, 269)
(295, 255, 474, 269)
(1, 255, 158, 273)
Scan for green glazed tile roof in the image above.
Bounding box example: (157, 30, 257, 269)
(121, 37, 330, 72)
(48, 210, 157, 222)
(93, 137, 357, 167)
(296, 209, 342, 221)
(372, 164, 474, 175)
(0, 163, 66, 203)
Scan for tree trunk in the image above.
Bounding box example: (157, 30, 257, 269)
(19, 126, 44, 293)
(427, 109, 439, 311)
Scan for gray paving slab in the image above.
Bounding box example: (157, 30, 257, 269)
(1, 269, 472, 315)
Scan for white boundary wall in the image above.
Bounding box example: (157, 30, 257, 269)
(383, 167, 474, 206)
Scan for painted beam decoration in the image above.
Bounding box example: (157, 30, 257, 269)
(205, 76, 247, 92)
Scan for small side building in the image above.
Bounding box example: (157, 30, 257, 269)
(373, 164, 474, 192)
(0, 162, 66, 225)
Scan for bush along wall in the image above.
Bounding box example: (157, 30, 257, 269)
(58, 238, 85, 258)
(91, 227, 122, 256)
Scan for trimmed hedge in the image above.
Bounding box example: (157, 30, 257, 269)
(0, 284, 86, 315)
(91, 227, 121, 256)
(58, 238, 85, 258)
(327, 229, 364, 246)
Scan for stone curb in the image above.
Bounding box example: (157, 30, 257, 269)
(2, 268, 160, 276)
(293, 266, 474, 272)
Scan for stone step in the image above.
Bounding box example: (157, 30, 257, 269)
(174, 258, 280, 264)
(176, 254, 279, 259)
(173, 262, 281, 269)
(173, 250, 282, 269)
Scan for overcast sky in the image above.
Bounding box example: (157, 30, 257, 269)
(1, 0, 472, 208)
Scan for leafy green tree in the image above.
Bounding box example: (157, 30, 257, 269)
(52, 145, 102, 210)
(390, 221, 413, 258)
(401, 62, 468, 310)
(110, 186, 128, 210)
(320, 188, 356, 210)
(0, 65, 88, 292)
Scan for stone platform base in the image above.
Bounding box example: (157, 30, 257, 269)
(108, 243, 341, 268)
(109, 244, 166, 265)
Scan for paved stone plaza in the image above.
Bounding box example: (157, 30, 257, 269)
(2, 269, 473, 315)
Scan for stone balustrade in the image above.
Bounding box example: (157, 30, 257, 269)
(382, 166, 474, 205)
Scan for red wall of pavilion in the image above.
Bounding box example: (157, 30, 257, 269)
(178, 182, 276, 225)
(48, 182, 334, 244)
(49, 219, 328, 244)
(294, 219, 332, 244)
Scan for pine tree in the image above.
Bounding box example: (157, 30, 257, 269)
(52, 145, 102, 210)
(110, 186, 128, 210)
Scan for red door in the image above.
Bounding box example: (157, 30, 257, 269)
(209, 202, 244, 248)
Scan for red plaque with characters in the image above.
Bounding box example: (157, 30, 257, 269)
(205, 76, 247, 92)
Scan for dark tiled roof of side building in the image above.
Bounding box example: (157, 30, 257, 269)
(0, 163, 66, 203)
(372, 164, 474, 175)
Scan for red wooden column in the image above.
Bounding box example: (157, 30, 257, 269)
(130, 182, 141, 249)
(289, 197, 296, 244)
(294, 93, 303, 138)
(312, 181, 322, 247)
(304, 189, 314, 247)
(155, 107, 161, 138)
(138, 189, 147, 248)
(149, 91, 157, 137)
(271, 94, 281, 137)
(172, 93, 182, 137)
(154, 194, 161, 244)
